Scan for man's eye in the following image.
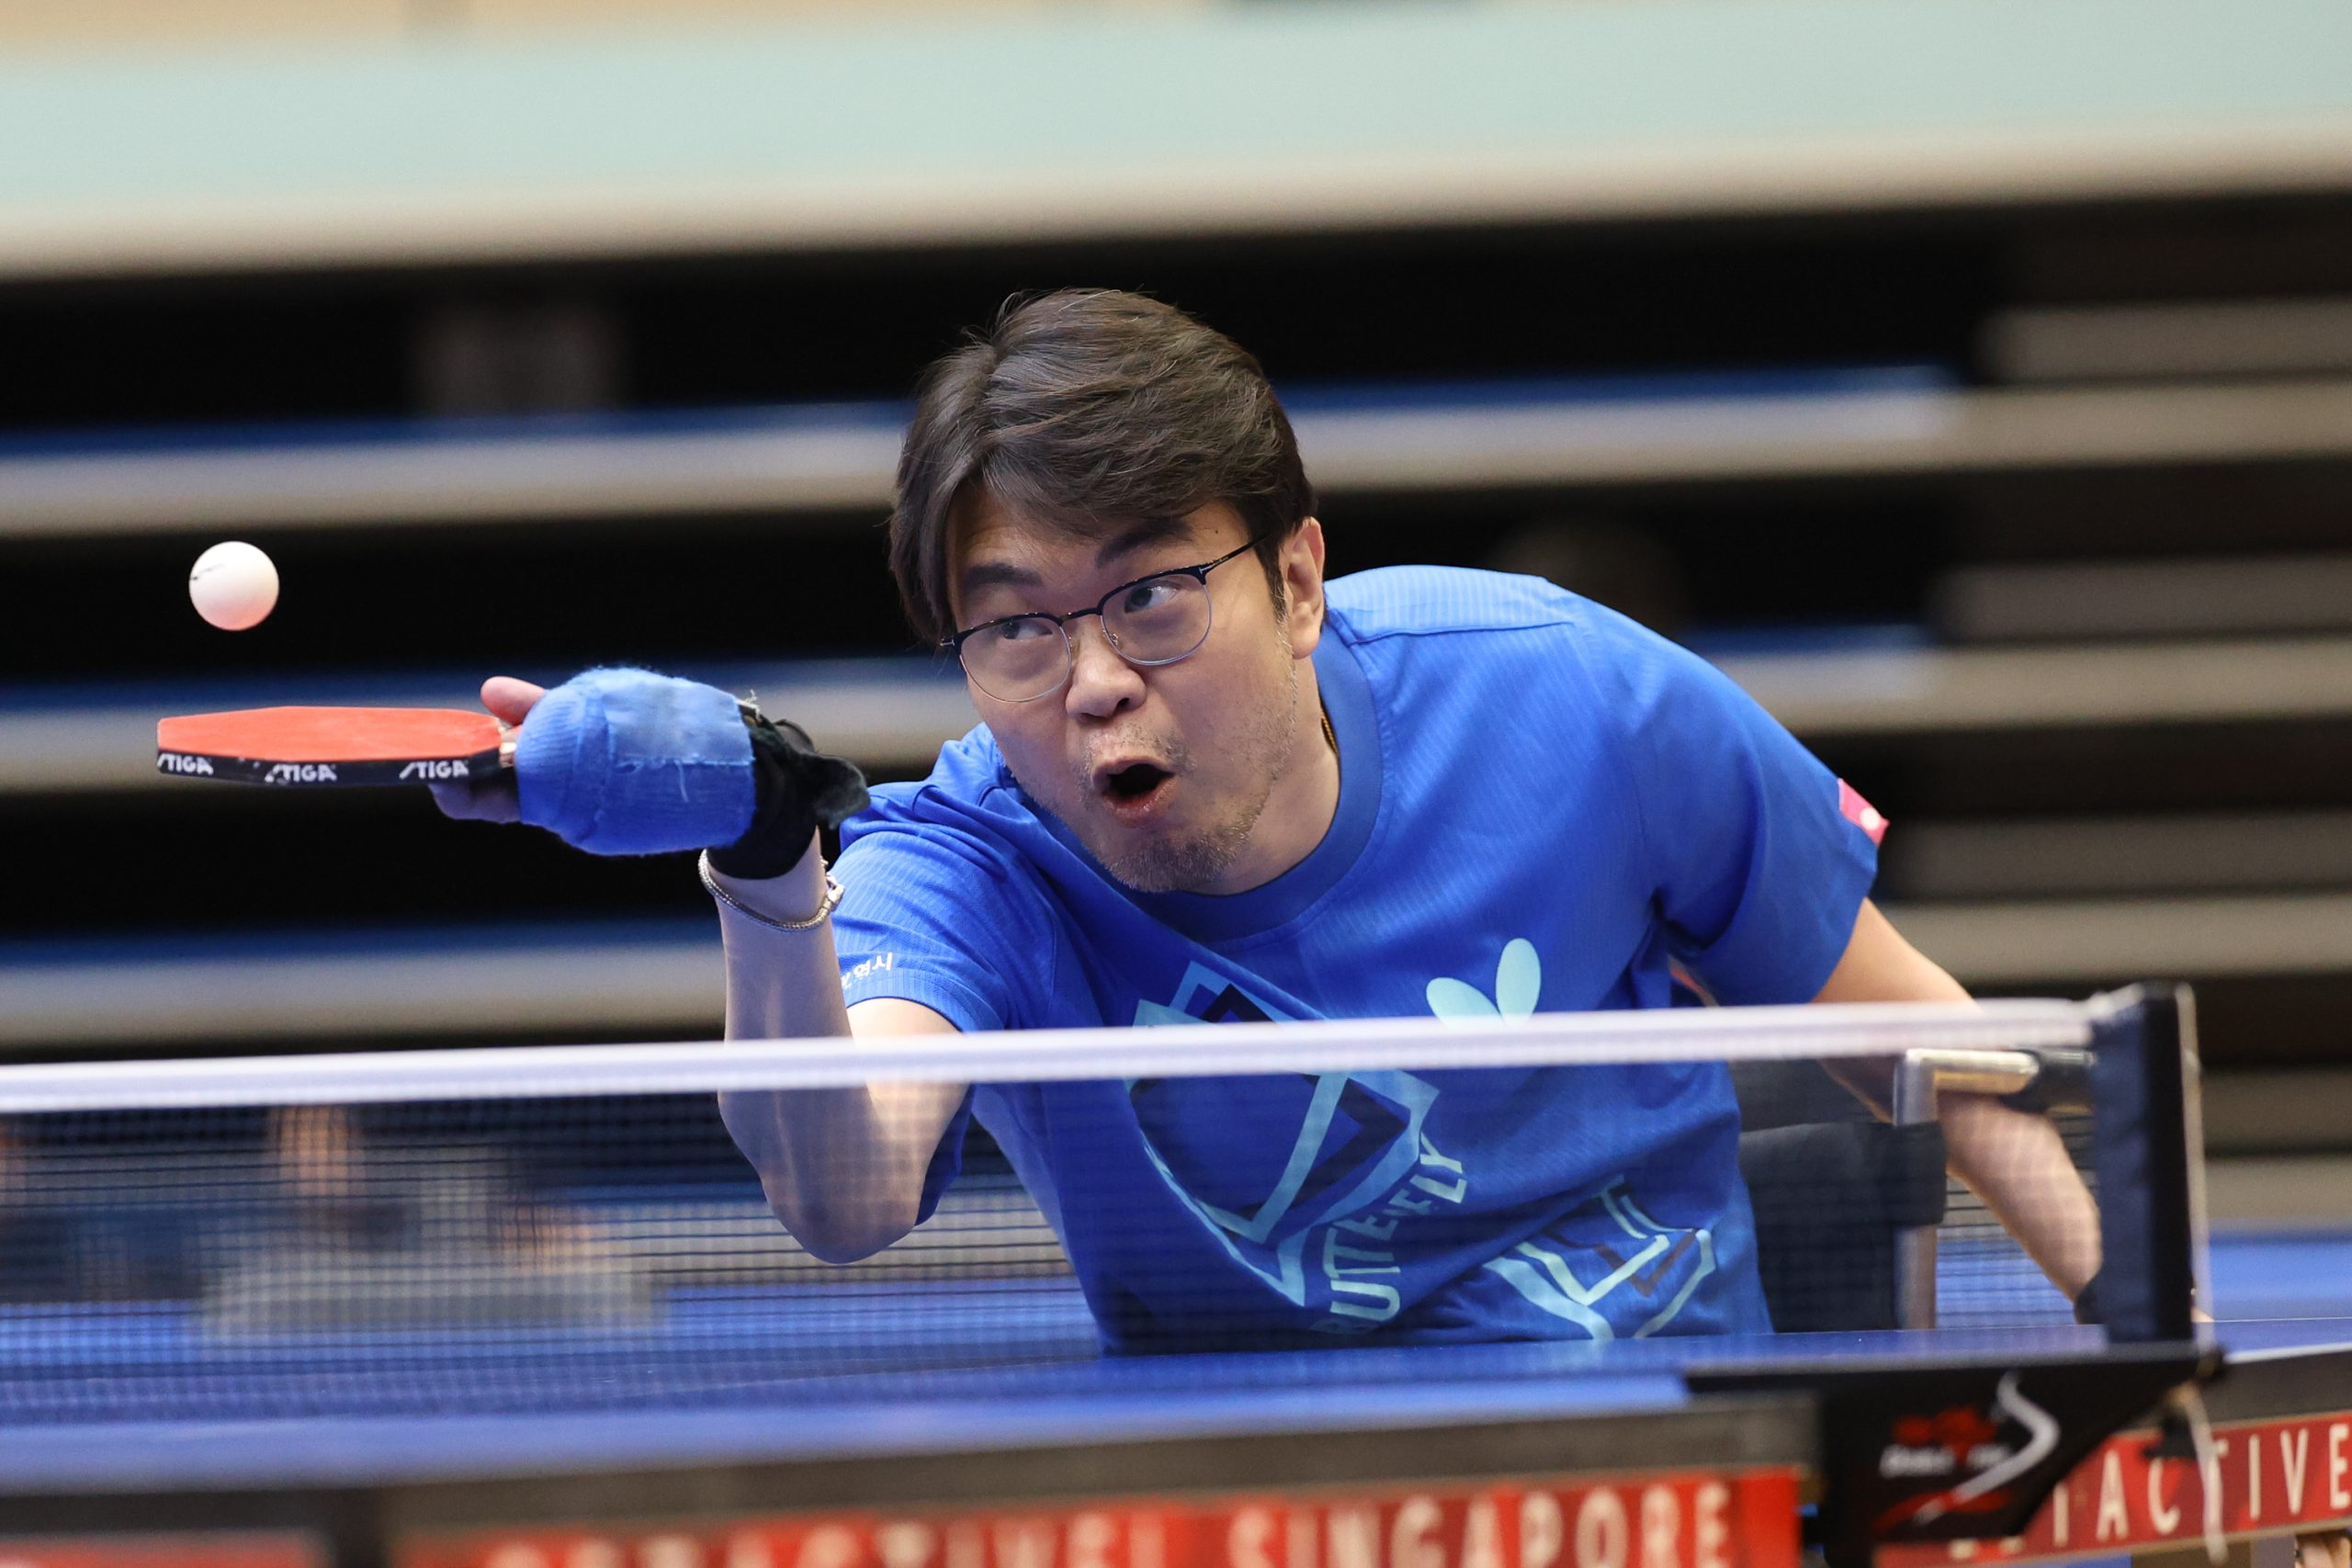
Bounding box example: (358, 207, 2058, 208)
(1119, 580, 1185, 615)
(991, 617, 1057, 643)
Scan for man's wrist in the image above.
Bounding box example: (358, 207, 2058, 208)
(705, 710, 869, 879)
(702, 836, 832, 929)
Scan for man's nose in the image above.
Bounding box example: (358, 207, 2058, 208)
(1064, 616, 1145, 719)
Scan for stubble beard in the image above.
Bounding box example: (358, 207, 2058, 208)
(1091, 641, 1304, 896)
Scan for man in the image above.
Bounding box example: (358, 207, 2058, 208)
(437, 288, 2098, 1350)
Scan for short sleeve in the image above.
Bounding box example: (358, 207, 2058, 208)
(831, 801, 1058, 1033)
(1569, 605, 1881, 1006)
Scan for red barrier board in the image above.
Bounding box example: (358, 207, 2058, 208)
(1882, 1409, 2352, 1565)
(0, 1534, 322, 1568)
(395, 1468, 1804, 1568)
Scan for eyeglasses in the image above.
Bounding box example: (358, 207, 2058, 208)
(942, 539, 1261, 703)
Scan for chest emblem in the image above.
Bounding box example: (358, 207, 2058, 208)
(1427, 937, 1542, 1022)
(1123, 964, 1466, 1331)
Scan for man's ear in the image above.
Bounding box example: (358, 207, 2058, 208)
(1281, 518, 1328, 659)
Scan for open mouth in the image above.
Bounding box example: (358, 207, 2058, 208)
(1102, 762, 1171, 804)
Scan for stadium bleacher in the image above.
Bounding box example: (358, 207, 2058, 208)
(1, 0, 2348, 1229)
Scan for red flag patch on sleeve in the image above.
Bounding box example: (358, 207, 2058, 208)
(1838, 780, 1889, 845)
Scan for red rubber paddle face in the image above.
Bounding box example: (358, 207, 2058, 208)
(156, 707, 511, 786)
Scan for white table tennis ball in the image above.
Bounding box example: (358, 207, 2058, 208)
(189, 541, 279, 631)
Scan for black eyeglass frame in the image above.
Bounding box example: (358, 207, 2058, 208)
(939, 537, 1263, 701)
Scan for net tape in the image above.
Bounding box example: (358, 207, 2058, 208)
(0, 997, 2107, 1112)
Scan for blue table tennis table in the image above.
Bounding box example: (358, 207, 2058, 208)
(2, 1230, 2346, 1568)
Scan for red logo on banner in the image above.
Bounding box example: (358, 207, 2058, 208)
(1891, 1407, 2005, 1460)
(395, 1469, 1804, 1568)
(1838, 782, 1888, 846)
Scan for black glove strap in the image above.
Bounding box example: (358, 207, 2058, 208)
(705, 711, 871, 880)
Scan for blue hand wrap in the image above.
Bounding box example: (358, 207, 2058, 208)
(515, 669, 754, 856)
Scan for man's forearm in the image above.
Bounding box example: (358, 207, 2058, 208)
(718, 1080, 963, 1263)
(1809, 901, 2101, 1306)
(708, 835, 965, 1263)
(1939, 1093, 2102, 1303)
(713, 835, 849, 1041)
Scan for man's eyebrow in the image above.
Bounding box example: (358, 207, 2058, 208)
(1094, 515, 1199, 570)
(957, 516, 1202, 605)
(958, 558, 1043, 599)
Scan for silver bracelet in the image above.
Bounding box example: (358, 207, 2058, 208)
(697, 851, 843, 931)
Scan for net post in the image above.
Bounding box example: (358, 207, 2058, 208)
(1891, 1052, 1940, 1330)
(1889, 1047, 2042, 1331)
(2088, 983, 2202, 1342)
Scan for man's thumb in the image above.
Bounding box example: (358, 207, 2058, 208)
(481, 675, 547, 728)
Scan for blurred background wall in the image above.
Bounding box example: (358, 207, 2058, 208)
(2, 0, 2348, 1223)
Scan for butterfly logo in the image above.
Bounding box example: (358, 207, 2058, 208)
(1426, 938, 1542, 1023)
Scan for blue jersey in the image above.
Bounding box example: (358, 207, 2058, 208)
(832, 568, 1879, 1349)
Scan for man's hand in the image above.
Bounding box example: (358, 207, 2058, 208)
(429, 672, 930, 1262)
(426, 677, 543, 824)
(2301, 1531, 2351, 1568)
(428, 671, 867, 874)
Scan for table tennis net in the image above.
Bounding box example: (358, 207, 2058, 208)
(0, 995, 2191, 1421)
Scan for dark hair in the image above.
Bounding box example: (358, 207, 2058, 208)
(888, 289, 1317, 645)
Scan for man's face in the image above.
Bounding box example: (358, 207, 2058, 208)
(951, 495, 1327, 895)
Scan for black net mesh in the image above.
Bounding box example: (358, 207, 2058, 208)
(0, 1006, 2132, 1423)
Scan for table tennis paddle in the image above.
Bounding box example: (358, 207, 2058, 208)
(157, 706, 514, 786)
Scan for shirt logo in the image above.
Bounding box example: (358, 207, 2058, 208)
(1426, 938, 1541, 1022)
(841, 951, 896, 992)
(1132, 964, 1284, 1028)
(1480, 1178, 1717, 1340)
(1839, 779, 1890, 845)
(1129, 964, 1465, 1332)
